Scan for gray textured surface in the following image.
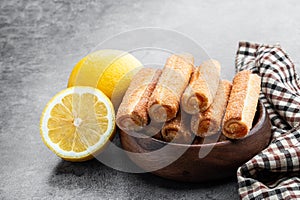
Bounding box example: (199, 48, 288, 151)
(1, 0, 300, 199)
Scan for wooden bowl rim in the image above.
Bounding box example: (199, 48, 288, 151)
(145, 100, 267, 148)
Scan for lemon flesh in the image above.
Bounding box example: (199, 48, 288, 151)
(40, 86, 115, 162)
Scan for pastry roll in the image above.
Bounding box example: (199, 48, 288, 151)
(181, 59, 221, 114)
(161, 111, 193, 144)
(116, 68, 162, 131)
(222, 70, 261, 139)
(191, 80, 232, 137)
(148, 54, 194, 122)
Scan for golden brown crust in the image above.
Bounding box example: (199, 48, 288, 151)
(116, 68, 162, 131)
(242, 73, 261, 129)
(181, 59, 221, 114)
(224, 70, 251, 122)
(191, 80, 232, 137)
(222, 70, 261, 139)
(148, 54, 194, 122)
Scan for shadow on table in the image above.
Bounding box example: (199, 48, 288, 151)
(48, 158, 236, 191)
(135, 172, 237, 190)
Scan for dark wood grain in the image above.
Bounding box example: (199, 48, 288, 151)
(120, 101, 272, 182)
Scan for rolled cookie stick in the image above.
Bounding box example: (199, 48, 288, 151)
(191, 80, 232, 137)
(222, 70, 261, 139)
(181, 59, 221, 114)
(148, 54, 194, 122)
(116, 68, 162, 131)
(161, 111, 193, 144)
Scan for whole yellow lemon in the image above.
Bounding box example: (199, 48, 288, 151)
(68, 50, 143, 108)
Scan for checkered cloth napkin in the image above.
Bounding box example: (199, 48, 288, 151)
(235, 42, 300, 199)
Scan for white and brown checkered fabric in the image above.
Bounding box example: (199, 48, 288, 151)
(236, 42, 300, 199)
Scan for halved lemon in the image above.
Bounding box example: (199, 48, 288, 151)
(40, 86, 115, 162)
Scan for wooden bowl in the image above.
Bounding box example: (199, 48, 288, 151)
(120, 101, 272, 182)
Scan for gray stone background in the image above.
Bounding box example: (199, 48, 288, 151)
(1, 0, 300, 199)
